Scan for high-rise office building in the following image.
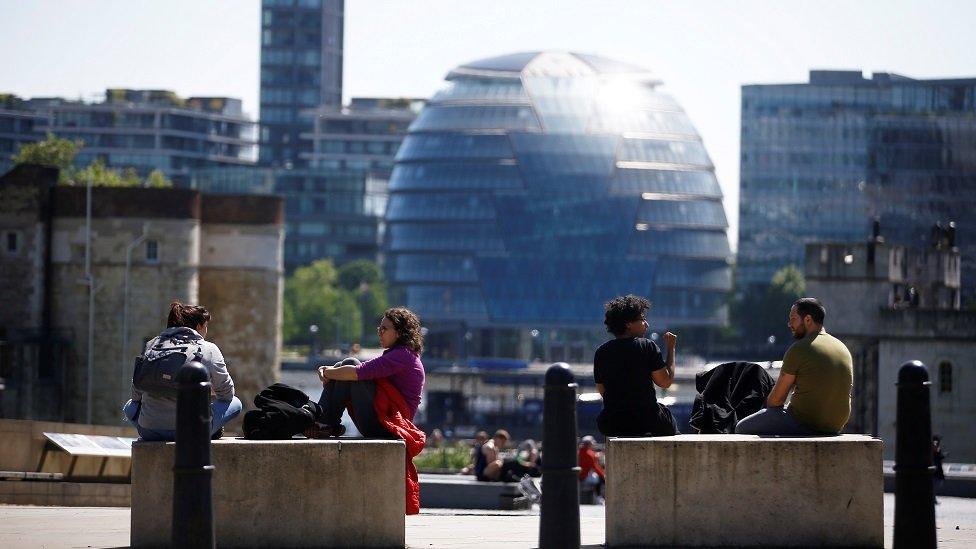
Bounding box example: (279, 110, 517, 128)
(0, 94, 45, 172)
(387, 52, 733, 361)
(259, 0, 344, 168)
(739, 70, 976, 296)
(302, 97, 422, 174)
(193, 97, 419, 270)
(1, 89, 257, 185)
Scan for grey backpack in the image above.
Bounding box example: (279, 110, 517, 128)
(132, 335, 204, 398)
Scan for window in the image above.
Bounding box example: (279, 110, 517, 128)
(146, 240, 159, 263)
(938, 361, 953, 393)
(3, 231, 20, 255)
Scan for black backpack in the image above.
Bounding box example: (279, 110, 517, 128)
(132, 334, 204, 398)
(243, 383, 323, 440)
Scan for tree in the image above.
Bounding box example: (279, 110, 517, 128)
(72, 159, 129, 187)
(337, 259, 383, 291)
(732, 264, 806, 351)
(13, 133, 174, 188)
(12, 133, 83, 183)
(145, 169, 174, 188)
(338, 260, 389, 340)
(282, 260, 362, 346)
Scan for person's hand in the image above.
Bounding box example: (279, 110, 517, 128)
(317, 365, 330, 386)
(664, 331, 677, 350)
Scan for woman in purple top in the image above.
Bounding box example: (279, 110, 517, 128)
(307, 307, 426, 438)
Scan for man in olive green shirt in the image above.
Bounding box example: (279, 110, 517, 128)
(736, 297, 853, 436)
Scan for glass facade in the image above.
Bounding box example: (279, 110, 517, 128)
(739, 70, 976, 296)
(191, 97, 416, 270)
(0, 97, 43, 172)
(301, 97, 421, 173)
(190, 166, 386, 270)
(2, 90, 256, 184)
(259, 0, 344, 168)
(386, 52, 733, 358)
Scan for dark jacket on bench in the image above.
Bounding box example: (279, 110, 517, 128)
(243, 383, 322, 439)
(690, 362, 774, 434)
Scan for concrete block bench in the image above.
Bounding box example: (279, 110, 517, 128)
(606, 434, 883, 548)
(131, 438, 405, 548)
(418, 473, 529, 510)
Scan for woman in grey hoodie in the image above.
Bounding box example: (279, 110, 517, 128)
(122, 301, 241, 441)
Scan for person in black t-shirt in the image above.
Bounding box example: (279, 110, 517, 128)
(594, 295, 678, 437)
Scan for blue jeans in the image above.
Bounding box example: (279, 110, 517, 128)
(734, 406, 823, 436)
(122, 397, 243, 441)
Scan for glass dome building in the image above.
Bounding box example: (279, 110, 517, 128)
(386, 52, 732, 360)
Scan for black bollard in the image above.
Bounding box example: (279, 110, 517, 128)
(893, 360, 936, 549)
(540, 363, 580, 549)
(172, 361, 215, 549)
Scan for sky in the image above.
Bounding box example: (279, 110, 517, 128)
(3, 0, 975, 249)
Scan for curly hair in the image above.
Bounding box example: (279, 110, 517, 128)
(604, 294, 650, 337)
(385, 307, 424, 353)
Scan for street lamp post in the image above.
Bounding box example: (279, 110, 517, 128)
(120, 223, 149, 404)
(308, 325, 319, 367)
(358, 281, 370, 346)
(84, 173, 94, 424)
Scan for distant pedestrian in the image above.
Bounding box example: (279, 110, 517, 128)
(578, 435, 605, 502)
(428, 428, 445, 448)
(499, 438, 541, 482)
(933, 435, 947, 502)
(736, 298, 853, 436)
(460, 431, 489, 476)
(474, 429, 510, 482)
(594, 295, 678, 437)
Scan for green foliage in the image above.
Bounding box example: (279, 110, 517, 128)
(283, 260, 361, 345)
(0, 93, 23, 109)
(731, 264, 806, 346)
(145, 169, 174, 188)
(283, 259, 391, 346)
(12, 133, 83, 182)
(337, 259, 383, 291)
(770, 264, 805, 297)
(72, 159, 138, 187)
(412, 443, 474, 473)
(12, 133, 173, 188)
(337, 260, 389, 340)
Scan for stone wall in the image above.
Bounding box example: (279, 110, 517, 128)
(878, 339, 976, 461)
(0, 165, 56, 331)
(807, 240, 975, 461)
(2, 174, 284, 427)
(50, 216, 199, 424)
(198, 195, 284, 416)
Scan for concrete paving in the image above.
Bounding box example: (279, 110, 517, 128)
(0, 494, 973, 548)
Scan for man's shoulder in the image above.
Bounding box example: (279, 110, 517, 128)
(815, 331, 853, 361)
